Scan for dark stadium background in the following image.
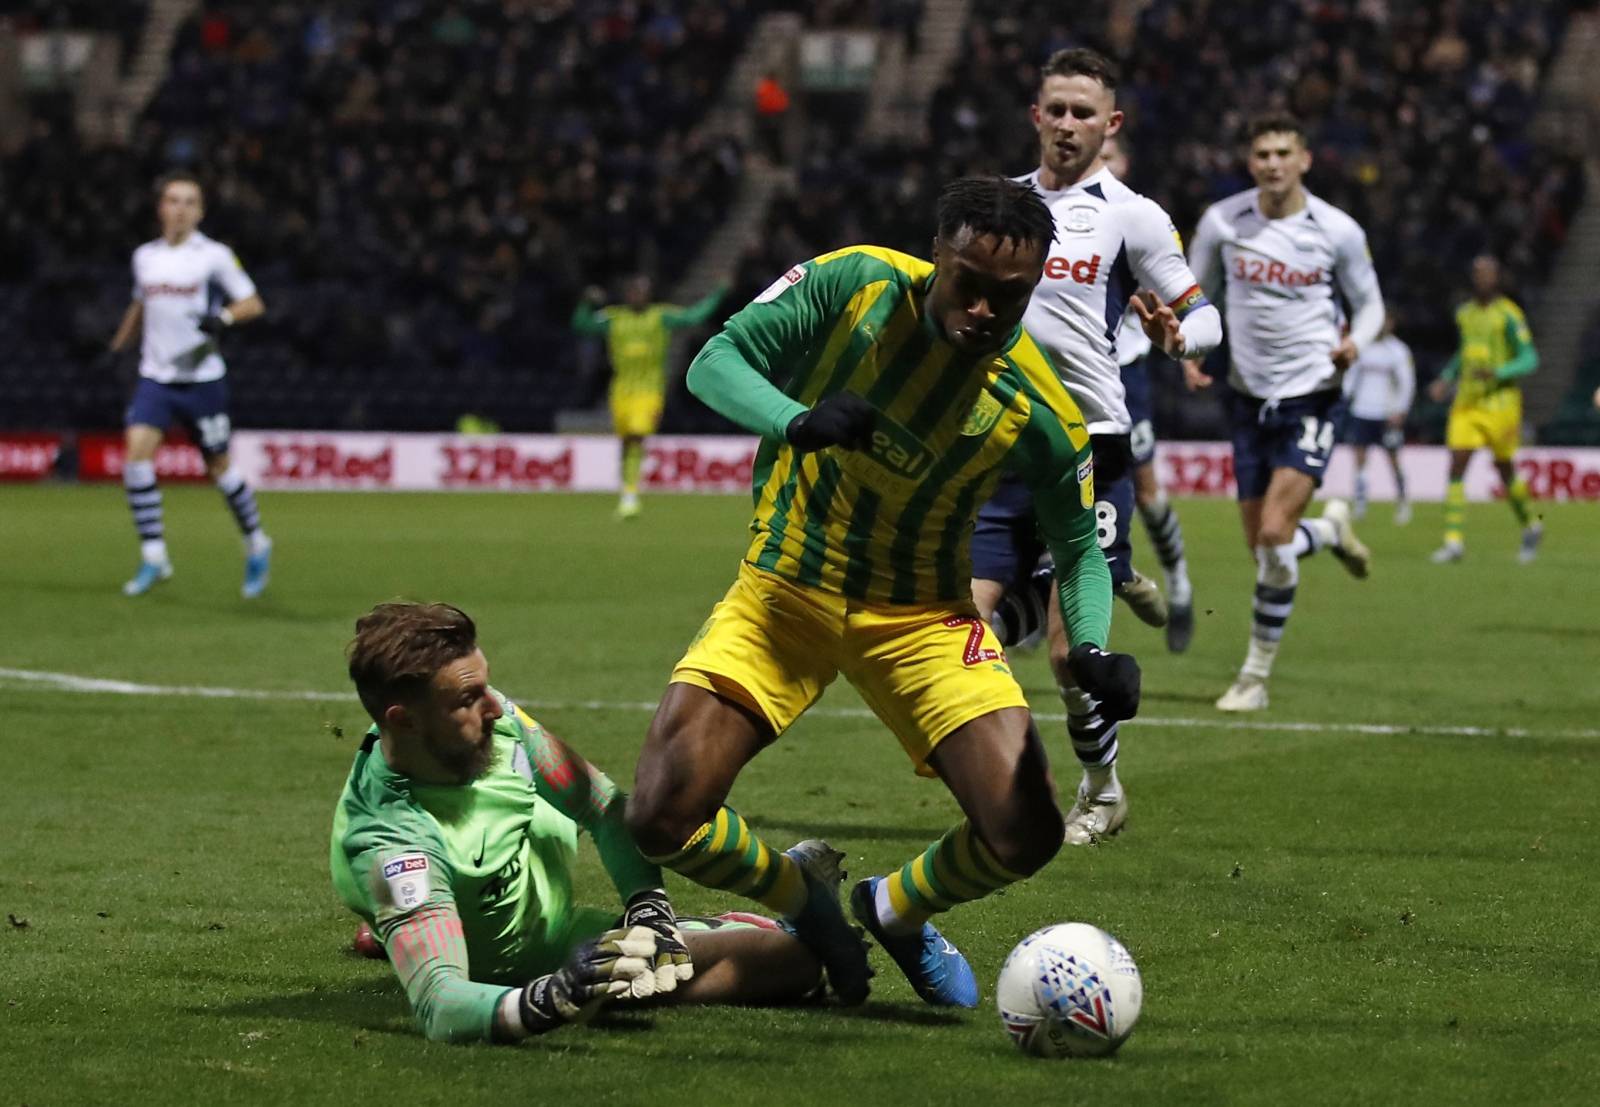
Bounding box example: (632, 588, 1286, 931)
(3, 0, 1599, 443)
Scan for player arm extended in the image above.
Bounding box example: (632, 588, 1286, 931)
(377, 900, 523, 1043)
(663, 285, 729, 329)
(507, 706, 663, 900)
(108, 301, 143, 353)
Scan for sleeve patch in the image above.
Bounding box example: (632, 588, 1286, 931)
(381, 854, 432, 910)
(1077, 457, 1095, 509)
(754, 265, 807, 303)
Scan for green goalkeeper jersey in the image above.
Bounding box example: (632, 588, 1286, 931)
(687, 245, 1111, 647)
(330, 690, 660, 1039)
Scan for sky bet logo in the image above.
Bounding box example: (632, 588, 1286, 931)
(382, 856, 429, 879)
(1043, 254, 1101, 284)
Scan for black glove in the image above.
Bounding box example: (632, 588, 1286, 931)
(516, 925, 662, 1034)
(785, 392, 876, 452)
(1067, 643, 1142, 721)
(197, 313, 231, 338)
(620, 888, 693, 993)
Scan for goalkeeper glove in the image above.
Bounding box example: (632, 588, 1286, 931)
(785, 392, 876, 452)
(516, 925, 662, 1034)
(1066, 643, 1142, 722)
(197, 309, 234, 338)
(620, 888, 693, 994)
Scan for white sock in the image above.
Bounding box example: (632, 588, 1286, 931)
(1242, 636, 1280, 681)
(246, 530, 271, 556)
(140, 538, 169, 564)
(1167, 561, 1192, 606)
(1083, 764, 1121, 801)
(873, 874, 921, 937)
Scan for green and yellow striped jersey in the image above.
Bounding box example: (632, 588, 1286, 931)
(1449, 296, 1536, 411)
(688, 246, 1104, 630)
(571, 288, 726, 394)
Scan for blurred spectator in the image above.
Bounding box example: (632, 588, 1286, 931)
(755, 71, 792, 163)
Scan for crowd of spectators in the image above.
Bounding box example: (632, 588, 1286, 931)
(737, 0, 1586, 440)
(2, 0, 767, 430)
(2, 1, 1592, 437)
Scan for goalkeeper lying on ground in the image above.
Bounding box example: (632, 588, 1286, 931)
(331, 601, 828, 1042)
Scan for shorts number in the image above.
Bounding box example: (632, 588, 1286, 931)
(942, 616, 1001, 666)
(1129, 419, 1155, 461)
(1094, 500, 1118, 550)
(196, 413, 231, 451)
(1296, 416, 1334, 456)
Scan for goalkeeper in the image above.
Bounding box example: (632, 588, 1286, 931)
(331, 602, 826, 1043)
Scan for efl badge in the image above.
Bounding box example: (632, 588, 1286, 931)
(960, 391, 1004, 436)
(381, 854, 431, 910)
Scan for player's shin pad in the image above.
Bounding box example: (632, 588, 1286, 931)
(883, 820, 1024, 929)
(643, 805, 807, 917)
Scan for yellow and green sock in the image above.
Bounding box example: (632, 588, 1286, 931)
(644, 805, 807, 916)
(876, 820, 1025, 935)
(1506, 477, 1533, 527)
(1444, 479, 1466, 546)
(621, 439, 643, 497)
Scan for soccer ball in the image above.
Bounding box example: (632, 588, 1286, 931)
(996, 922, 1143, 1058)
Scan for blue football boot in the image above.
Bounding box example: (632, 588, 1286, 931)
(242, 538, 272, 599)
(122, 559, 173, 597)
(850, 876, 979, 1008)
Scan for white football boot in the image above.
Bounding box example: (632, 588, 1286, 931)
(1320, 499, 1370, 579)
(1215, 675, 1269, 712)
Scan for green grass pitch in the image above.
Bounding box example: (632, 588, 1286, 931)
(2, 485, 1598, 1105)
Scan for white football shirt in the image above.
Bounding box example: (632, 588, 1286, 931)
(1342, 334, 1414, 421)
(131, 230, 257, 383)
(1015, 166, 1220, 435)
(1188, 187, 1383, 401)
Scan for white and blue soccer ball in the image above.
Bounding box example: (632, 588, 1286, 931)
(996, 922, 1143, 1059)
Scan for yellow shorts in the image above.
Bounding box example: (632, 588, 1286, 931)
(671, 562, 1028, 776)
(1446, 404, 1520, 461)
(610, 389, 664, 438)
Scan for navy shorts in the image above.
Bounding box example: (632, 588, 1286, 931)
(1120, 354, 1157, 466)
(1341, 413, 1401, 450)
(126, 377, 233, 456)
(971, 474, 1043, 588)
(1226, 387, 1345, 501)
(971, 437, 1137, 590)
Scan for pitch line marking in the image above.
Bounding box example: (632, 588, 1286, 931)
(3, 665, 1596, 741)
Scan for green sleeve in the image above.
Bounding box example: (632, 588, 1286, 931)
(686, 334, 808, 439)
(384, 906, 514, 1043)
(1497, 313, 1539, 381)
(1007, 404, 1112, 649)
(571, 301, 610, 337)
(506, 705, 661, 902)
(1438, 352, 1460, 383)
(663, 285, 728, 329)
(686, 258, 850, 439)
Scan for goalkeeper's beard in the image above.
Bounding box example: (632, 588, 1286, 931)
(426, 726, 499, 784)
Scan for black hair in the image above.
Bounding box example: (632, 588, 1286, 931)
(936, 175, 1056, 251)
(1246, 113, 1308, 145)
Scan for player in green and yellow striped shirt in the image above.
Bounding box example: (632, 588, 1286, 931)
(1427, 255, 1543, 563)
(572, 276, 727, 518)
(625, 177, 1143, 1010)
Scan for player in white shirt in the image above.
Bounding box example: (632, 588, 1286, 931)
(1183, 115, 1383, 712)
(106, 173, 272, 598)
(969, 49, 1223, 845)
(1102, 133, 1198, 655)
(1339, 314, 1414, 523)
